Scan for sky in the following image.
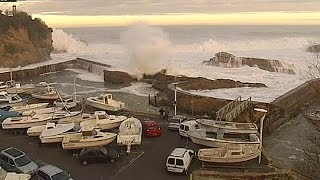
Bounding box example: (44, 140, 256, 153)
(1, 0, 320, 27)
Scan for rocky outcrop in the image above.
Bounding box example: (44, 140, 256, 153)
(204, 52, 295, 74)
(307, 44, 320, 53)
(0, 11, 53, 68)
(104, 70, 136, 86)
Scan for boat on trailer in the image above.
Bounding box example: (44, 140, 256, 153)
(197, 143, 260, 163)
(1, 113, 52, 129)
(196, 119, 258, 134)
(80, 111, 127, 130)
(117, 117, 142, 153)
(86, 93, 125, 112)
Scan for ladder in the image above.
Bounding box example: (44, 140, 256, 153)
(215, 97, 251, 121)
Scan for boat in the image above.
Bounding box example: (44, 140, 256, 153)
(86, 93, 125, 112)
(40, 123, 81, 144)
(52, 110, 81, 121)
(1, 113, 52, 129)
(27, 122, 56, 137)
(79, 111, 127, 130)
(0, 82, 6, 90)
(9, 103, 49, 112)
(0, 91, 23, 108)
(306, 110, 320, 129)
(187, 128, 260, 148)
(196, 119, 258, 134)
(61, 128, 117, 149)
(5, 80, 35, 94)
(31, 82, 59, 100)
(197, 143, 260, 163)
(0, 109, 21, 122)
(117, 117, 142, 153)
(53, 98, 77, 109)
(22, 107, 62, 116)
(57, 113, 94, 124)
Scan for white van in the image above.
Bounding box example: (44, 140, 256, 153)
(168, 115, 188, 130)
(166, 148, 194, 175)
(179, 120, 199, 137)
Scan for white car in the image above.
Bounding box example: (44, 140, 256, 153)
(0, 167, 31, 180)
(166, 148, 194, 175)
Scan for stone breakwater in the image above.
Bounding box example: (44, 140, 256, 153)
(0, 58, 110, 82)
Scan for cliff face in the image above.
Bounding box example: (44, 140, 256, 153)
(0, 12, 53, 68)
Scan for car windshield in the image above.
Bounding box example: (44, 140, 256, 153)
(15, 155, 31, 167)
(52, 171, 70, 180)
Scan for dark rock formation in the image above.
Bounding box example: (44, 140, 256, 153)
(104, 70, 136, 86)
(204, 52, 295, 74)
(0, 11, 53, 68)
(307, 44, 320, 53)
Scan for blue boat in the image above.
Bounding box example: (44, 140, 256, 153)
(0, 109, 21, 122)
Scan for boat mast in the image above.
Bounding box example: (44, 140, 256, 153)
(73, 78, 77, 102)
(254, 108, 268, 164)
(10, 69, 13, 81)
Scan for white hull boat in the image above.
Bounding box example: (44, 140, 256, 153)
(10, 103, 49, 112)
(80, 111, 127, 130)
(57, 113, 94, 124)
(27, 122, 56, 137)
(86, 93, 124, 112)
(2, 114, 52, 129)
(197, 144, 260, 163)
(188, 128, 260, 148)
(196, 119, 258, 134)
(53, 98, 77, 109)
(62, 130, 117, 150)
(31, 82, 59, 100)
(22, 107, 62, 116)
(117, 117, 142, 146)
(39, 123, 79, 143)
(52, 111, 81, 120)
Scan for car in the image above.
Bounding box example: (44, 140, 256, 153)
(0, 167, 31, 180)
(0, 147, 38, 174)
(166, 148, 194, 175)
(168, 115, 188, 130)
(78, 146, 120, 166)
(142, 120, 161, 137)
(33, 164, 73, 180)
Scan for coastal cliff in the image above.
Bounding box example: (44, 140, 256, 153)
(0, 11, 53, 68)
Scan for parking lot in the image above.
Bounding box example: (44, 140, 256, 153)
(0, 118, 201, 180)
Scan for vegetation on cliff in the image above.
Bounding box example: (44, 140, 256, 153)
(0, 11, 53, 67)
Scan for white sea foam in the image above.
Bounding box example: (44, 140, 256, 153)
(66, 69, 104, 82)
(108, 82, 159, 97)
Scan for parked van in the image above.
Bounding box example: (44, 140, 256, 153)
(168, 115, 188, 130)
(179, 120, 199, 137)
(166, 148, 194, 175)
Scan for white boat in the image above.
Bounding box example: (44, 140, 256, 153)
(196, 119, 258, 134)
(2, 114, 52, 129)
(52, 110, 81, 120)
(10, 103, 49, 112)
(5, 80, 35, 94)
(80, 111, 127, 130)
(197, 143, 260, 163)
(31, 82, 59, 100)
(27, 122, 56, 137)
(86, 93, 125, 112)
(57, 113, 94, 124)
(53, 98, 77, 109)
(40, 123, 81, 144)
(22, 107, 62, 116)
(117, 117, 142, 153)
(62, 128, 117, 150)
(187, 128, 260, 148)
(0, 91, 23, 106)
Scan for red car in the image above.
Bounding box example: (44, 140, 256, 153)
(142, 120, 162, 137)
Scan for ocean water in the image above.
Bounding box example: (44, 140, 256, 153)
(9, 25, 320, 102)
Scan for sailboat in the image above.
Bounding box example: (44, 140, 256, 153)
(53, 78, 78, 109)
(40, 123, 81, 144)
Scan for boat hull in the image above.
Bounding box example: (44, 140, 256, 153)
(2, 118, 52, 129)
(198, 151, 260, 163)
(62, 134, 117, 149)
(86, 99, 123, 112)
(6, 87, 34, 94)
(31, 93, 59, 100)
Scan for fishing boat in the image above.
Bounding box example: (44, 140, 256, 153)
(57, 113, 94, 124)
(27, 122, 56, 136)
(187, 128, 260, 148)
(62, 128, 117, 150)
(40, 123, 81, 144)
(1, 113, 52, 129)
(196, 119, 258, 134)
(0, 91, 23, 107)
(5, 80, 35, 94)
(10, 103, 49, 112)
(31, 82, 59, 100)
(306, 110, 320, 129)
(53, 98, 77, 109)
(86, 93, 125, 112)
(117, 117, 142, 153)
(0, 109, 21, 122)
(80, 111, 127, 130)
(22, 107, 62, 116)
(197, 143, 260, 163)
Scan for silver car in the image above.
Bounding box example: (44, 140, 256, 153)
(33, 164, 73, 180)
(0, 147, 38, 174)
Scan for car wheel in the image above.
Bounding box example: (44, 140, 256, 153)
(82, 161, 88, 166)
(110, 159, 115, 163)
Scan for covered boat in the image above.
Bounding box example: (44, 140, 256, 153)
(86, 93, 124, 112)
(2, 113, 52, 129)
(117, 117, 142, 153)
(10, 103, 49, 112)
(196, 119, 258, 134)
(40, 123, 81, 143)
(62, 128, 117, 149)
(197, 143, 260, 163)
(80, 111, 127, 130)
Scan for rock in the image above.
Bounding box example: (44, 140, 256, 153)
(104, 70, 136, 86)
(204, 52, 295, 74)
(307, 44, 320, 53)
(0, 11, 53, 68)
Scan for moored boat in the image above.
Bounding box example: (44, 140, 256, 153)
(40, 123, 81, 144)
(10, 103, 49, 112)
(27, 122, 56, 137)
(86, 93, 125, 112)
(53, 98, 77, 109)
(22, 107, 62, 116)
(57, 113, 94, 124)
(79, 111, 127, 130)
(196, 119, 258, 134)
(2, 114, 52, 129)
(5, 80, 35, 94)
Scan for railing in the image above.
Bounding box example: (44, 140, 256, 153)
(215, 97, 251, 121)
(215, 96, 242, 121)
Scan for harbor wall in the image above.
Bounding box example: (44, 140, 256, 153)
(0, 58, 110, 82)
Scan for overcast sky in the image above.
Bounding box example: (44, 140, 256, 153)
(1, 0, 320, 27)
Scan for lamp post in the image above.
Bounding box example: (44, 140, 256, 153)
(172, 82, 178, 116)
(254, 108, 268, 164)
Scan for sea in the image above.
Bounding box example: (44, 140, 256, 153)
(9, 25, 320, 102)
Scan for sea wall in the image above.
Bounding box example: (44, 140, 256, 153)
(0, 58, 110, 82)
